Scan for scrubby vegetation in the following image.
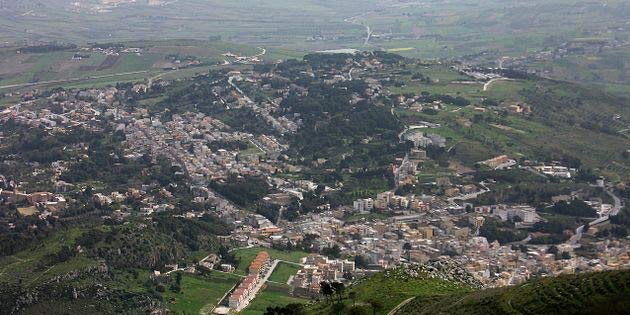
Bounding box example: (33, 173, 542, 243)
(396, 269, 630, 315)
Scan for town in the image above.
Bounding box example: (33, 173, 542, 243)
(0, 51, 628, 314)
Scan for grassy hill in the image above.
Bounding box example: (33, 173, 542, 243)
(396, 269, 630, 315)
(0, 214, 232, 314)
(278, 264, 477, 315)
(387, 61, 630, 180)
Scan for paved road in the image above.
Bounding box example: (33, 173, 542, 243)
(568, 185, 623, 246)
(344, 13, 374, 46)
(483, 77, 513, 91)
(447, 188, 491, 203)
(0, 70, 149, 90)
(606, 187, 622, 216)
(387, 297, 415, 315)
(235, 259, 281, 312)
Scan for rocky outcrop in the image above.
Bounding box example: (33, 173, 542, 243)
(0, 261, 162, 315)
(384, 260, 484, 289)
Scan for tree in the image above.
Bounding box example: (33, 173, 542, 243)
(331, 281, 345, 303)
(403, 242, 412, 262)
(322, 245, 341, 259)
(354, 255, 369, 269)
(349, 291, 358, 306)
(175, 272, 182, 285)
(265, 304, 304, 315)
(320, 281, 334, 303)
(518, 244, 528, 253)
(169, 282, 181, 293)
(367, 298, 384, 315)
(347, 306, 369, 315)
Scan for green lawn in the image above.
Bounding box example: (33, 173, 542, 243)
(240, 283, 308, 315)
(232, 248, 308, 276)
(163, 272, 241, 315)
(269, 262, 301, 284)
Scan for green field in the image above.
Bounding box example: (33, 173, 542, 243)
(232, 248, 308, 276)
(163, 272, 241, 315)
(269, 262, 302, 284)
(241, 283, 308, 315)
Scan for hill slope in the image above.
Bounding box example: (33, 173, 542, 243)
(396, 269, 630, 315)
(272, 262, 478, 315)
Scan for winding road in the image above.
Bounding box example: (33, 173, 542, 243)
(483, 77, 513, 91)
(568, 185, 623, 246)
(344, 13, 374, 46)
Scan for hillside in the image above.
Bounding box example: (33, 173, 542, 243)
(267, 262, 478, 315)
(265, 267, 630, 315)
(385, 62, 630, 180)
(0, 215, 231, 314)
(396, 269, 630, 315)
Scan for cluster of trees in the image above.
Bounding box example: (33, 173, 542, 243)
(2, 121, 96, 164)
(544, 200, 597, 217)
(304, 53, 354, 69)
(529, 234, 568, 245)
(60, 135, 152, 190)
(0, 211, 57, 257)
(17, 43, 77, 53)
(153, 271, 183, 294)
(531, 219, 576, 234)
(89, 42, 125, 49)
(605, 206, 630, 238)
(153, 76, 225, 117)
(596, 226, 628, 238)
(265, 303, 305, 315)
(206, 140, 249, 152)
(547, 246, 572, 260)
(321, 245, 342, 259)
(36, 246, 77, 270)
(479, 218, 527, 244)
(519, 82, 625, 138)
(272, 233, 321, 254)
(282, 78, 399, 146)
(610, 206, 630, 227)
(473, 169, 547, 184)
(411, 72, 432, 83)
(320, 281, 346, 304)
(267, 280, 384, 315)
(77, 215, 229, 269)
(476, 183, 577, 207)
(422, 93, 471, 107)
(209, 174, 269, 207)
